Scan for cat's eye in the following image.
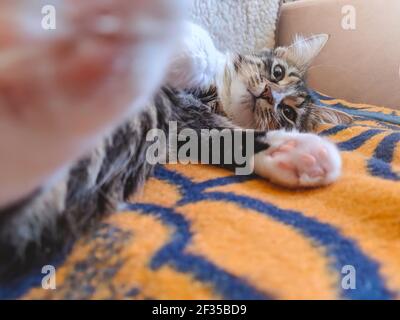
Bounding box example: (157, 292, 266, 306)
(272, 65, 285, 81)
(281, 104, 297, 122)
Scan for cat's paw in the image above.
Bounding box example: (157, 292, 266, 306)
(0, 0, 185, 133)
(254, 130, 341, 188)
(0, 0, 186, 206)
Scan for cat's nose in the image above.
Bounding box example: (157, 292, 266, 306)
(260, 85, 274, 105)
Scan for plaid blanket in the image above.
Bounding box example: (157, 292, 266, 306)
(2, 93, 400, 299)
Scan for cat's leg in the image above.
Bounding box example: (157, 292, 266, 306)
(169, 91, 342, 188)
(0, 0, 185, 208)
(199, 129, 342, 188)
(253, 130, 341, 188)
(165, 22, 226, 90)
(204, 129, 341, 188)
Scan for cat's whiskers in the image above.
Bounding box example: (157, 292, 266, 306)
(271, 110, 281, 129)
(265, 109, 271, 131)
(255, 62, 262, 85)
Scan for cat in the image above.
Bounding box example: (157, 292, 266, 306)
(0, 6, 351, 279)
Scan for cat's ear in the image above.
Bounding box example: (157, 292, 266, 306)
(275, 34, 329, 72)
(309, 104, 353, 126)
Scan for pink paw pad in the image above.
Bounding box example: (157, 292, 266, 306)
(318, 148, 329, 160)
(308, 167, 325, 178)
(269, 140, 297, 157)
(278, 161, 296, 171)
(299, 154, 317, 166)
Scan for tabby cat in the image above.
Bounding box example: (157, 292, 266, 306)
(0, 5, 351, 279)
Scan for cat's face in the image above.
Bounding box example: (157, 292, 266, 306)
(221, 35, 352, 131)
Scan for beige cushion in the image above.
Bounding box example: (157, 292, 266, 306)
(277, 0, 400, 109)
